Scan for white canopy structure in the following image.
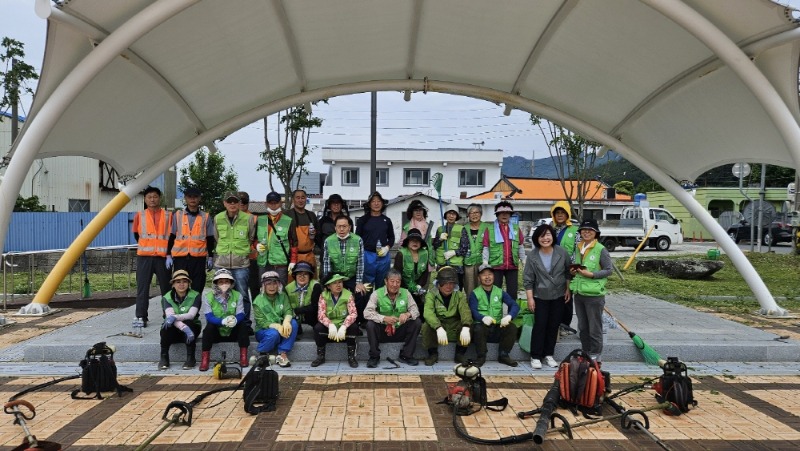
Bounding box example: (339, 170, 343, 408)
(2, 0, 799, 314)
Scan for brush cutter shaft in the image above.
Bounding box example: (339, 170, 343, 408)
(532, 379, 561, 444)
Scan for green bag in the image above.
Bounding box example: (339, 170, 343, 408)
(518, 313, 534, 353)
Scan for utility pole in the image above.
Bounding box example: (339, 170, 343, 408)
(370, 92, 377, 195)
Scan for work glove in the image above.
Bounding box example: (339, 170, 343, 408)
(282, 317, 292, 338)
(206, 256, 214, 271)
(376, 246, 390, 257)
(335, 324, 347, 342)
(165, 256, 173, 270)
(459, 326, 471, 346)
(500, 315, 512, 327)
(384, 323, 395, 337)
(482, 316, 495, 326)
(443, 250, 456, 260)
(287, 262, 296, 274)
(256, 243, 267, 253)
(436, 327, 448, 346)
(224, 315, 238, 328)
(414, 284, 423, 294)
(439, 232, 448, 241)
(183, 327, 195, 344)
(328, 323, 337, 341)
(162, 315, 176, 329)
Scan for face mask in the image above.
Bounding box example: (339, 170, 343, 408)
(267, 207, 281, 215)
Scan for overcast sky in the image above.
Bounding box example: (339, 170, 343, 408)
(2, 0, 799, 200)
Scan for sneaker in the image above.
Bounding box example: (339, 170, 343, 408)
(544, 356, 558, 368)
(367, 357, 380, 368)
(398, 355, 419, 366)
(424, 353, 439, 366)
(498, 355, 518, 367)
(530, 358, 542, 369)
(559, 325, 577, 336)
(276, 354, 291, 368)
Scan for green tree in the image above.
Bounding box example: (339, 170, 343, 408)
(14, 195, 46, 212)
(636, 179, 663, 194)
(1, 37, 38, 122)
(613, 180, 634, 196)
(257, 103, 325, 209)
(178, 148, 238, 216)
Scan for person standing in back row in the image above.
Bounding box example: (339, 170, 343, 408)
(169, 186, 215, 294)
(482, 201, 525, 298)
(238, 191, 261, 301)
(256, 191, 298, 286)
(356, 191, 395, 290)
(550, 201, 579, 336)
(133, 186, 173, 327)
(284, 189, 319, 276)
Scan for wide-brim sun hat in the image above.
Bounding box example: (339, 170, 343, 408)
(261, 270, 281, 283)
(578, 219, 601, 233)
(170, 269, 192, 284)
(436, 266, 458, 284)
(212, 268, 235, 283)
(292, 262, 314, 276)
(324, 273, 348, 286)
(494, 201, 514, 216)
(402, 228, 427, 248)
(444, 209, 461, 221)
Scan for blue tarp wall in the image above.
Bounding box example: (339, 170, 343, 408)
(4, 212, 136, 252)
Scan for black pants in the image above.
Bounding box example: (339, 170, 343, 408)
(201, 322, 250, 351)
(172, 256, 207, 293)
(248, 259, 260, 301)
(343, 278, 367, 324)
(561, 296, 574, 328)
(473, 322, 518, 357)
(492, 269, 518, 298)
(365, 319, 421, 359)
(160, 322, 202, 352)
(312, 322, 359, 347)
(530, 297, 565, 359)
(135, 256, 171, 321)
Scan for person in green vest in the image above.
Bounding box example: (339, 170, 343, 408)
(400, 200, 435, 266)
(159, 270, 202, 370)
(469, 264, 520, 367)
(393, 228, 430, 312)
(321, 215, 368, 322)
(569, 219, 613, 363)
(421, 266, 473, 366)
(255, 191, 298, 286)
(463, 203, 489, 295)
(311, 273, 360, 368)
(482, 201, 525, 298)
(199, 269, 251, 371)
(363, 269, 422, 368)
(550, 200, 580, 337)
(432, 208, 469, 288)
(252, 271, 298, 368)
(285, 262, 321, 334)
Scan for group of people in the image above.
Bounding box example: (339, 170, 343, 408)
(137, 186, 611, 371)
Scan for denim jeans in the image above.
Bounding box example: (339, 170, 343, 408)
(229, 267, 251, 324)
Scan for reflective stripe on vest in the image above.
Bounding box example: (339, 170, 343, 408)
(172, 210, 209, 257)
(137, 209, 171, 257)
(436, 224, 464, 266)
(473, 285, 504, 321)
(487, 223, 520, 267)
(323, 288, 352, 327)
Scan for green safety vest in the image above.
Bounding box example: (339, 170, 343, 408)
(207, 290, 240, 337)
(376, 287, 409, 326)
(464, 223, 489, 266)
(487, 223, 520, 267)
(325, 234, 360, 279)
(252, 290, 292, 328)
(403, 221, 435, 266)
(163, 290, 201, 326)
(556, 225, 579, 256)
(436, 224, 464, 266)
(286, 279, 318, 310)
(473, 285, 504, 322)
(214, 211, 251, 258)
(257, 214, 292, 266)
(398, 247, 429, 289)
(570, 242, 607, 297)
(323, 288, 352, 327)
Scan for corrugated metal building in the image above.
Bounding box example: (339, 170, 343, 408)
(4, 212, 135, 252)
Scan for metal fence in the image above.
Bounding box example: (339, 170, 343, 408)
(4, 212, 135, 253)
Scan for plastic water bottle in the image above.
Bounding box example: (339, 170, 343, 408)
(377, 239, 382, 256)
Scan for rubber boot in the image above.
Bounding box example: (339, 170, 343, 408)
(158, 351, 170, 370)
(347, 344, 359, 368)
(311, 347, 326, 367)
(240, 347, 249, 367)
(183, 344, 196, 369)
(199, 351, 211, 372)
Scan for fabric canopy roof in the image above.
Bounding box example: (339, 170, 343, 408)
(11, 0, 800, 182)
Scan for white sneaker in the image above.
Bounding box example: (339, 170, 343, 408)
(544, 356, 558, 368)
(276, 354, 291, 367)
(530, 358, 542, 369)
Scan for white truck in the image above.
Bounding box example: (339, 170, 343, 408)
(598, 207, 683, 252)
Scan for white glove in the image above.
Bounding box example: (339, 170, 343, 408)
(328, 323, 337, 341)
(224, 315, 237, 328)
(439, 232, 448, 241)
(282, 317, 292, 338)
(288, 262, 296, 274)
(500, 315, 512, 327)
(415, 284, 423, 294)
(256, 243, 266, 253)
(443, 250, 456, 260)
(335, 324, 347, 342)
(482, 316, 495, 326)
(459, 327, 471, 346)
(376, 245, 390, 257)
(436, 327, 448, 346)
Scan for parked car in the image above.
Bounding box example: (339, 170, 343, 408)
(726, 220, 792, 246)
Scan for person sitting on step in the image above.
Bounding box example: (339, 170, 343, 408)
(285, 261, 321, 334)
(311, 273, 360, 368)
(252, 271, 298, 367)
(159, 269, 202, 370)
(421, 266, 473, 366)
(469, 264, 520, 367)
(363, 269, 422, 368)
(199, 269, 251, 371)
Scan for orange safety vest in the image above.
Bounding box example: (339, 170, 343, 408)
(136, 209, 172, 257)
(171, 210, 209, 257)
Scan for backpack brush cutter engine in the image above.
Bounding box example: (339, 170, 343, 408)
(212, 352, 242, 380)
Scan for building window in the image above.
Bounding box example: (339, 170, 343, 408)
(375, 168, 389, 186)
(459, 169, 485, 187)
(404, 169, 429, 186)
(68, 199, 90, 212)
(342, 168, 359, 186)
